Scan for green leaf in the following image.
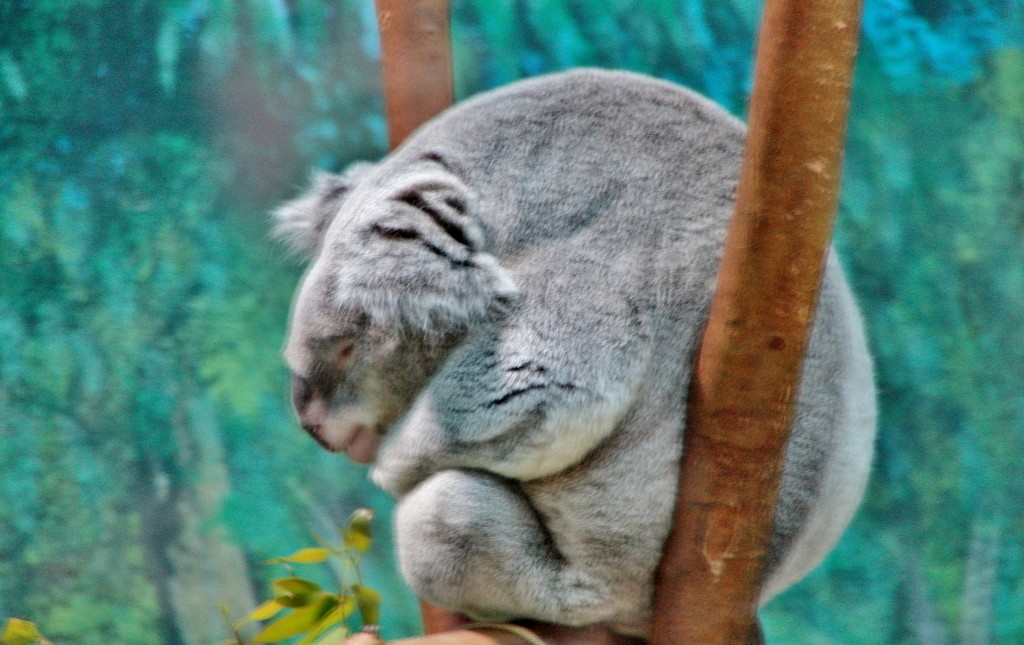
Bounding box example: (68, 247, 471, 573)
(266, 547, 333, 564)
(343, 508, 374, 553)
(2, 619, 43, 645)
(252, 596, 340, 643)
(294, 599, 354, 645)
(246, 599, 287, 622)
(354, 585, 381, 626)
(307, 626, 350, 645)
(271, 577, 322, 608)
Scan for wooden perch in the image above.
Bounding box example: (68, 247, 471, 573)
(347, 623, 632, 645)
(361, 0, 863, 643)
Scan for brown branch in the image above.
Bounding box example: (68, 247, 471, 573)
(396, 623, 627, 645)
(650, 1, 863, 644)
(375, 0, 455, 151)
(343, 623, 633, 645)
(418, 601, 470, 635)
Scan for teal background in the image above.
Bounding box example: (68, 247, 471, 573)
(1, 1, 1022, 643)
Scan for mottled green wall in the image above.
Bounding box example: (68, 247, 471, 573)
(1, 1, 1021, 643)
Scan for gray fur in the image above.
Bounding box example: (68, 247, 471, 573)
(273, 162, 377, 256)
(277, 69, 876, 637)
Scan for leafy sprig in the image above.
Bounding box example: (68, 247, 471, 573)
(223, 508, 381, 645)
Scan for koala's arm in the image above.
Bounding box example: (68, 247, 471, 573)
(372, 303, 651, 495)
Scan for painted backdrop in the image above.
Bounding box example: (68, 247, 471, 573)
(1, 1, 1022, 643)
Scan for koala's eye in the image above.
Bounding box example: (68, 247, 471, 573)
(312, 337, 357, 370)
(333, 339, 356, 369)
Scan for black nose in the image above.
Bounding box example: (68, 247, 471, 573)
(291, 374, 313, 418)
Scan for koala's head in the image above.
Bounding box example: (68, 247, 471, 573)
(275, 157, 518, 463)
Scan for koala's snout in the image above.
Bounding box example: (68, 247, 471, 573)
(289, 371, 382, 462)
(291, 373, 325, 434)
(291, 374, 311, 412)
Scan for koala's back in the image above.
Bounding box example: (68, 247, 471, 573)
(392, 69, 742, 273)
(381, 70, 875, 633)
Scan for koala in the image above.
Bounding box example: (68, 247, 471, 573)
(276, 69, 876, 637)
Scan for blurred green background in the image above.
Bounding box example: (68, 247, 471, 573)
(1, 1, 1022, 643)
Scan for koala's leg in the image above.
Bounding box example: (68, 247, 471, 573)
(394, 469, 621, 626)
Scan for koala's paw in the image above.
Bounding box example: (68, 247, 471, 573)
(370, 459, 429, 497)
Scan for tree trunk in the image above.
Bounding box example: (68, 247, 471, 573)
(164, 398, 258, 645)
(375, 0, 454, 150)
(650, 1, 863, 642)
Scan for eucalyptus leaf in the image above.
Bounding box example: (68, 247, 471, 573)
(266, 547, 333, 564)
(1, 619, 43, 645)
(252, 596, 340, 643)
(354, 584, 382, 627)
(307, 626, 350, 645)
(293, 600, 352, 645)
(247, 598, 287, 622)
(343, 508, 374, 553)
(271, 577, 322, 607)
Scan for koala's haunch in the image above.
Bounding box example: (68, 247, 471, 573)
(276, 69, 877, 637)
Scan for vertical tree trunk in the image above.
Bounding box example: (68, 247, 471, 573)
(651, 1, 863, 643)
(907, 559, 951, 645)
(375, 0, 454, 150)
(165, 398, 258, 645)
(960, 521, 999, 645)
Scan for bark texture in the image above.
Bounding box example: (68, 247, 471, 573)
(650, 1, 863, 643)
(375, 0, 455, 150)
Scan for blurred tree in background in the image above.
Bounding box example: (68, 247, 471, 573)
(0, 2, 404, 643)
(0, 1, 1021, 644)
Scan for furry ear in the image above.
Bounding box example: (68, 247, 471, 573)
(369, 169, 487, 264)
(334, 167, 520, 334)
(273, 162, 375, 256)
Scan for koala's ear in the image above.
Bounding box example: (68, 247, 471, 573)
(345, 168, 520, 331)
(273, 162, 375, 256)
